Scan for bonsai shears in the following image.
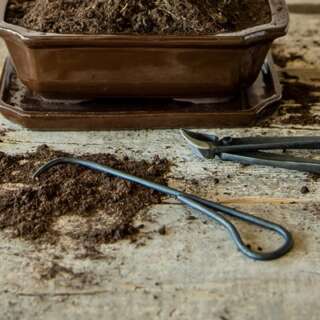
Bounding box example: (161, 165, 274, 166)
(34, 157, 293, 261)
(181, 129, 320, 174)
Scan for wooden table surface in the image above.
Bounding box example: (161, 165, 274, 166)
(0, 2, 319, 319)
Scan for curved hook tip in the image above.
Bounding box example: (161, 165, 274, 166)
(32, 157, 72, 179)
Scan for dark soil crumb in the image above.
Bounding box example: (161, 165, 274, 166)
(0, 145, 170, 246)
(158, 225, 167, 235)
(186, 215, 197, 221)
(300, 186, 310, 194)
(213, 178, 220, 184)
(0, 129, 6, 143)
(5, 0, 271, 35)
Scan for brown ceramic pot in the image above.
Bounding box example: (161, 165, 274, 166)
(0, 0, 288, 99)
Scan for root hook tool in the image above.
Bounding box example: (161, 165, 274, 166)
(33, 157, 293, 261)
(181, 129, 320, 174)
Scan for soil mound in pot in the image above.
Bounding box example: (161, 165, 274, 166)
(5, 0, 271, 34)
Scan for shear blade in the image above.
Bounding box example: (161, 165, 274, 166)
(180, 129, 218, 150)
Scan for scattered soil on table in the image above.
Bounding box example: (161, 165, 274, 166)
(272, 44, 306, 69)
(0, 129, 7, 143)
(278, 78, 320, 126)
(5, 0, 271, 34)
(259, 68, 320, 127)
(267, 43, 320, 127)
(0, 145, 170, 247)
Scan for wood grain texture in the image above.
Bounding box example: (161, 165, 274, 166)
(0, 9, 320, 320)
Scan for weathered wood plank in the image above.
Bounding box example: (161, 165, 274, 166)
(1, 10, 320, 320)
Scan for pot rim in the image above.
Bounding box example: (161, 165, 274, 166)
(0, 0, 288, 47)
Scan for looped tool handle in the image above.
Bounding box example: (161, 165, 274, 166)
(33, 157, 293, 261)
(179, 194, 293, 261)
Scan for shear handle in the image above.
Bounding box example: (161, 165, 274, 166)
(219, 136, 320, 147)
(220, 151, 320, 174)
(213, 140, 320, 154)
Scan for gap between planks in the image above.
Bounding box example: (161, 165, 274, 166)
(160, 196, 312, 205)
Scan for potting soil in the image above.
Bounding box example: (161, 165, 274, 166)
(6, 0, 271, 34)
(0, 146, 170, 245)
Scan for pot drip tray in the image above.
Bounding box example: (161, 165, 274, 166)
(0, 55, 281, 130)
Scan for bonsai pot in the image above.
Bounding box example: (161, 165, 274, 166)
(0, 0, 288, 99)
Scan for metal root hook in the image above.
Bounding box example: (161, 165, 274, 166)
(33, 158, 293, 261)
